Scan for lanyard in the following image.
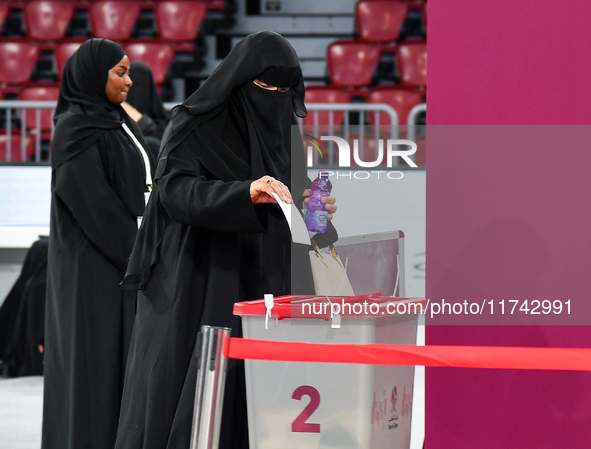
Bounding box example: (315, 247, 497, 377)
(121, 122, 153, 193)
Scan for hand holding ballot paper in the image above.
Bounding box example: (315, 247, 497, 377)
(250, 173, 337, 245)
(271, 192, 310, 244)
(271, 184, 337, 245)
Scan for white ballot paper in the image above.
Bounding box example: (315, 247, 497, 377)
(271, 192, 311, 245)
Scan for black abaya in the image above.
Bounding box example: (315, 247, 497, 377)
(42, 39, 153, 449)
(0, 237, 47, 377)
(115, 32, 337, 449)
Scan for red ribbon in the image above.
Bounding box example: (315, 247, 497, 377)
(225, 337, 591, 371)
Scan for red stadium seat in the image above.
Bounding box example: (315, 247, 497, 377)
(326, 40, 382, 88)
(303, 86, 352, 133)
(0, 134, 36, 162)
(0, 43, 40, 85)
(0, 4, 9, 32)
(19, 86, 60, 132)
(367, 86, 424, 125)
(24, 1, 75, 40)
(124, 43, 174, 85)
(355, 0, 408, 43)
(89, 1, 140, 40)
(155, 1, 207, 41)
(396, 40, 426, 87)
(55, 42, 82, 80)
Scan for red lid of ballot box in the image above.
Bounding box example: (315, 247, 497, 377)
(233, 293, 427, 320)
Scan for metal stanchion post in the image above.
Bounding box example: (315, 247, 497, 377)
(190, 325, 231, 449)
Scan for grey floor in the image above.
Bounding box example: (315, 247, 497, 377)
(0, 370, 424, 449)
(0, 376, 43, 449)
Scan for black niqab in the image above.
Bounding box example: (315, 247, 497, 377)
(156, 31, 306, 181)
(50, 38, 152, 218)
(123, 31, 309, 289)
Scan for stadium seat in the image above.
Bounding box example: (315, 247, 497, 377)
(367, 86, 424, 125)
(302, 86, 352, 133)
(326, 40, 382, 88)
(24, 1, 75, 41)
(0, 43, 40, 85)
(155, 1, 207, 41)
(0, 134, 36, 162)
(19, 86, 60, 133)
(55, 42, 82, 80)
(355, 0, 408, 43)
(124, 43, 174, 85)
(0, 4, 9, 32)
(396, 40, 426, 87)
(89, 1, 140, 41)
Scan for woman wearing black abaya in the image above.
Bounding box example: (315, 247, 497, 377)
(122, 61, 170, 160)
(0, 236, 47, 377)
(115, 32, 337, 449)
(42, 39, 154, 449)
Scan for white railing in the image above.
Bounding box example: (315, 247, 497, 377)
(407, 103, 426, 144)
(299, 103, 400, 167)
(0, 101, 56, 163)
(0, 101, 406, 166)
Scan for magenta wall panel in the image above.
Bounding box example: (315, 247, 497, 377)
(426, 1, 591, 447)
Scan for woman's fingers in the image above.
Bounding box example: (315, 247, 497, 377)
(322, 196, 337, 214)
(250, 176, 292, 204)
(268, 178, 292, 203)
(302, 193, 337, 210)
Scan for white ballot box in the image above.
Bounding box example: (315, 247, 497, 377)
(233, 294, 425, 449)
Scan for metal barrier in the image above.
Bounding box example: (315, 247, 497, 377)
(407, 103, 426, 144)
(190, 325, 231, 449)
(298, 103, 400, 167)
(0, 101, 405, 166)
(0, 100, 56, 163)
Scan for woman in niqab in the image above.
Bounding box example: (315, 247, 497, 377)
(114, 31, 337, 449)
(42, 38, 154, 449)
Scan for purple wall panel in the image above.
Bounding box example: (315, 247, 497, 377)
(427, 1, 591, 447)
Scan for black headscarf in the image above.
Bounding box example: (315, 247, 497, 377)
(126, 61, 169, 138)
(51, 39, 150, 170)
(122, 31, 309, 289)
(50, 38, 153, 218)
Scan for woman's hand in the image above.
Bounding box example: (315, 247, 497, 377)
(302, 189, 337, 220)
(250, 176, 292, 204)
(121, 101, 143, 122)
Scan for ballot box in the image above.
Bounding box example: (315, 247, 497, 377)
(233, 294, 425, 449)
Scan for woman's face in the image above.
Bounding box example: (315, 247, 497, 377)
(105, 55, 132, 104)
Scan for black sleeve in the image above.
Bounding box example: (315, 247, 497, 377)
(137, 114, 156, 138)
(138, 113, 169, 141)
(311, 221, 338, 248)
(54, 144, 138, 272)
(158, 147, 267, 233)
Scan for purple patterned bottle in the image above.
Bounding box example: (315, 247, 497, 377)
(305, 170, 332, 235)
